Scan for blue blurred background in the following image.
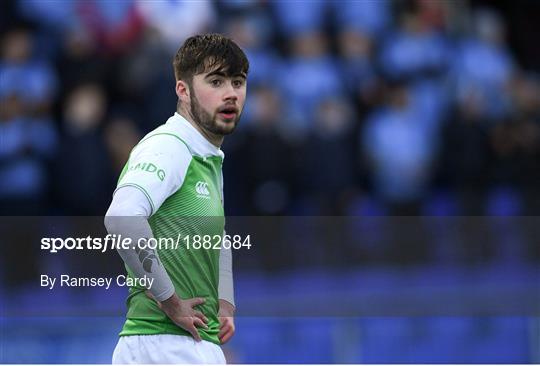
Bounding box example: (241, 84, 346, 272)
(1, 0, 539, 363)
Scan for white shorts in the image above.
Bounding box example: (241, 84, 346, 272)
(112, 334, 226, 364)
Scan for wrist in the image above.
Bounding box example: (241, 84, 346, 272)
(161, 293, 181, 309)
(219, 299, 235, 316)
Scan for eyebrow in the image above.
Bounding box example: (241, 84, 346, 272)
(205, 71, 247, 79)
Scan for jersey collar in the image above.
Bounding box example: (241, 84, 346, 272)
(170, 113, 225, 159)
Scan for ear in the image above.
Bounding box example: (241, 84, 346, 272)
(175, 80, 190, 103)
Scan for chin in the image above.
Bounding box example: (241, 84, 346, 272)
(218, 126, 236, 136)
(214, 120, 238, 135)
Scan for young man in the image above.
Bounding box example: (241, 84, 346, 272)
(104, 34, 249, 364)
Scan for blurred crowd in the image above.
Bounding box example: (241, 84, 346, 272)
(1, 5, 538, 361)
(1, 0, 539, 217)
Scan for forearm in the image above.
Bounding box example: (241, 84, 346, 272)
(104, 187, 175, 301)
(218, 237, 235, 307)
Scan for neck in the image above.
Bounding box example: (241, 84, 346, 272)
(177, 109, 224, 148)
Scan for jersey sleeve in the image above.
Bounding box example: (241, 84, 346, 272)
(218, 169, 235, 306)
(115, 134, 192, 216)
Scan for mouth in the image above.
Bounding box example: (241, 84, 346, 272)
(217, 106, 238, 121)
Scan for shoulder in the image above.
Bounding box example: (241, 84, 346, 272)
(116, 122, 195, 214)
(131, 123, 192, 161)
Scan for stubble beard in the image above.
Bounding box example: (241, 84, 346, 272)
(189, 92, 240, 136)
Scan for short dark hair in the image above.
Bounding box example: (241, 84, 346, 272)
(173, 34, 249, 83)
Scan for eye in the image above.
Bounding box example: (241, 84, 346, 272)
(233, 79, 245, 88)
(211, 79, 222, 87)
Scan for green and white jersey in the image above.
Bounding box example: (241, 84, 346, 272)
(115, 113, 225, 344)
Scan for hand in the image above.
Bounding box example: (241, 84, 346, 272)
(218, 299, 235, 344)
(146, 291, 208, 342)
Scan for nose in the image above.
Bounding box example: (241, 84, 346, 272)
(222, 81, 238, 102)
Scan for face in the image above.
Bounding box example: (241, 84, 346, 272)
(186, 68, 247, 136)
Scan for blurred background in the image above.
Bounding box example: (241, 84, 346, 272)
(0, 0, 539, 363)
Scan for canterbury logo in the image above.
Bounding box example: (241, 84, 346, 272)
(195, 181, 210, 198)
